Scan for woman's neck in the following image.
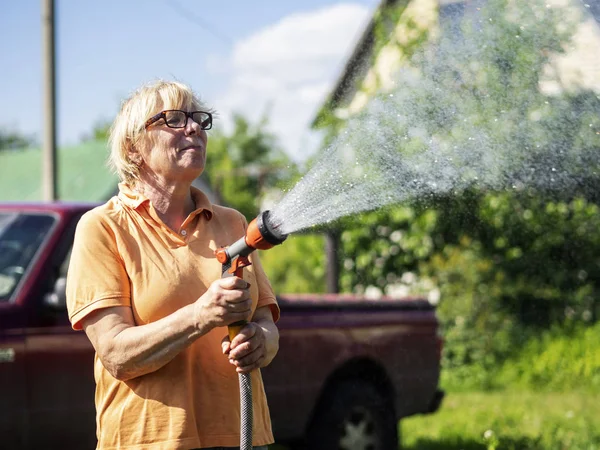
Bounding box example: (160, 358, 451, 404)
(134, 174, 195, 232)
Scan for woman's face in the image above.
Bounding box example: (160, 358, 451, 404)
(135, 109, 208, 184)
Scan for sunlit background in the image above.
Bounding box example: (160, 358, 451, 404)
(2, 0, 600, 448)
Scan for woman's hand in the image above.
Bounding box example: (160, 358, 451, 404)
(221, 306, 279, 373)
(194, 277, 252, 332)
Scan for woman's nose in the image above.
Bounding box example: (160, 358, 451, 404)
(184, 116, 201, 135)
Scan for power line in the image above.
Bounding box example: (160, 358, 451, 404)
(166, 0, 234, 47)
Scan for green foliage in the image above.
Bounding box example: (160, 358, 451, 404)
(259, 233, 327, 294)
(89, 120, 112, 142)
(430, 193, 600, 390)
(337, 205, 437, 295)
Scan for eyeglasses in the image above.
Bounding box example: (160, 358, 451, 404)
(144, 110, 213, 130)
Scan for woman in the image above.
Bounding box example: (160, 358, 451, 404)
(66, 80, 279, 450)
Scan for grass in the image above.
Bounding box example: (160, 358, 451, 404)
(402, 390, 600, 450)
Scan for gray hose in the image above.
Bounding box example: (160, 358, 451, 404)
(239, 372, 253, 450)
(221, 261, 253, 450)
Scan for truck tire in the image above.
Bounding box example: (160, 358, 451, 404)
(304, 380, 399, 450)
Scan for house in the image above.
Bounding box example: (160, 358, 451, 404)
(314, 0, 600, 127)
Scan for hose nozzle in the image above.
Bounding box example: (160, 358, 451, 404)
(246, 210, 287, 250)
(215, 210, 287, 265)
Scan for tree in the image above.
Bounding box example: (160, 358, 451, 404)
(0, 128, 36, 151)
(80, 119, 111, 143)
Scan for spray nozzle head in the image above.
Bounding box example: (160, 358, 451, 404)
(246, 210, 287, 250)
(215, 211, 287, 265)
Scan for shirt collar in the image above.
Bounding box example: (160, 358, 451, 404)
(190, 185, 214, 220)
(117, 182, 214, 220)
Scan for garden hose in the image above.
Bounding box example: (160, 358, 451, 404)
(215, 211, 287, 450)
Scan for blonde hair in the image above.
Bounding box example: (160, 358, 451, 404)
(108, 79, 211, 184)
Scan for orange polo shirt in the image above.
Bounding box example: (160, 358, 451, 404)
(66, 183, 279, 450)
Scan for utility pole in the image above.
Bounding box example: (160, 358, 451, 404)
(325, 230, 340, 293)
(42, 0, 57, 201)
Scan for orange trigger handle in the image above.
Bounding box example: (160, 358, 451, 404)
(229, 255, 251, 277)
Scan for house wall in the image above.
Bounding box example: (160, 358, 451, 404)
(335, 0, 439, 119)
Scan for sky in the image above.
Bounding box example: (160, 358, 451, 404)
(0, 0, 379, 163)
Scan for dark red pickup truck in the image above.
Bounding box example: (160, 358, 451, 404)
(0, 202, 443, 450)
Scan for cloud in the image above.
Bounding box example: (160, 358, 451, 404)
(209, 3, 373, 162)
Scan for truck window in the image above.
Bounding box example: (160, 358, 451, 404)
(0, 212, 56, 302)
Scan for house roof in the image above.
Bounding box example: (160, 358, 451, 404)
(0, 140, 219, 203)
(0, 140, 118, 202)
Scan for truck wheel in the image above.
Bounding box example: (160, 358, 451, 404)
(304, 380, 399, 450)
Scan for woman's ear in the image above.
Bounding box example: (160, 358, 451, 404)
(124, 135, 143, 167)
(128, 147, 143, 167)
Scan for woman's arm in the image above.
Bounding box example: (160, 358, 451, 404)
(82, 276, 252, 381)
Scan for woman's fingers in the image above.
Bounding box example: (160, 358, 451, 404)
(229, 346, 266, 373)
(219, 276, 251, 290)
(195, 277, 253, 329)
(227, 324, 267, 372)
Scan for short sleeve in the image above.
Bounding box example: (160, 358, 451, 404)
(66, 210, 131, 330)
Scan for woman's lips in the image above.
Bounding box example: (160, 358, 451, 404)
(180, 145, 203, 152)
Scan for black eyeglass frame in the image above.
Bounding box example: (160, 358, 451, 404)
(144, 110, 213, 130)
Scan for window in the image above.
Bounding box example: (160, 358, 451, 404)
(0, 213, 56, 302)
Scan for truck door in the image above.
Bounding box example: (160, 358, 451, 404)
(0, 306, 26, 450)
(23, 212, 97, 449)
(0, 212, 57, 449)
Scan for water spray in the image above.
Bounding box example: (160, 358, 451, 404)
(214, 210, 287, 450)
